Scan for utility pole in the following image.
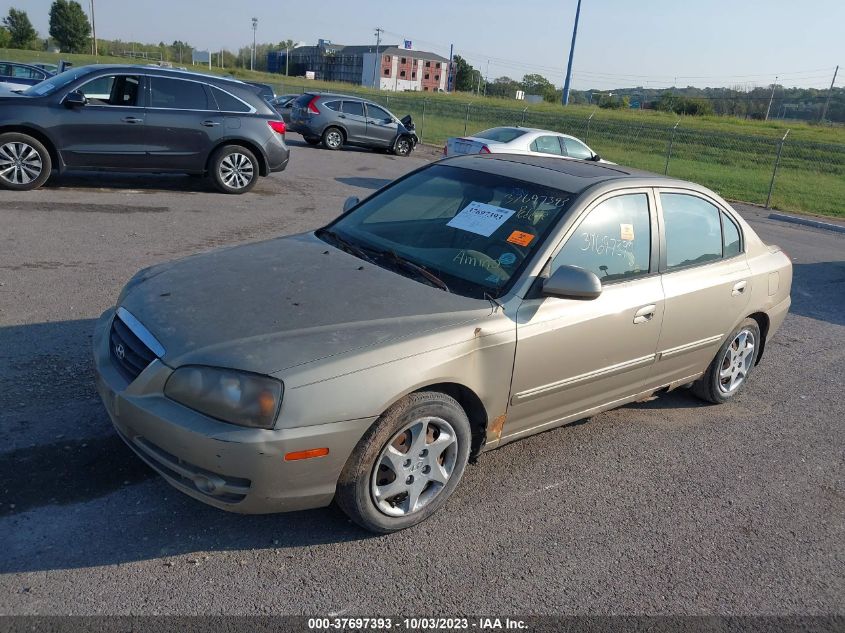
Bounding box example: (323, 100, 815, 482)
(819, 65, 839, 123)
(561, 0, 582, 105)
(251, 17, 258, 71)
(484, 59, 489, 96)
(373, 27, 384, 89)
(285, 44, 290, 76)
(764, 75, 778, 121)
(89, 0, 97, 57)
(447, 43, 454, 93)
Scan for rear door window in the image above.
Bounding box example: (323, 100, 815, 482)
(660, 193, 723, 270)
(341, 101, 365, 117)
(323, 100, 341, 111)
(150, 77, 209, 110)
(530, 135, 563, 156)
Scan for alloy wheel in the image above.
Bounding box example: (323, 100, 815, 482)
(218, 152, 254, 189)
(0, 142, 43, 185)
(370, 416, 459, 517)
(718, 329, 756, 394)
(325, 130, 342, 149)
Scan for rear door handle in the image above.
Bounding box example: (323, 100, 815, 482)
(633, 304, 657, 325)
(201, 120, 221, 127)
(732, 280, 747, 296)
(122, 116, 143, 124)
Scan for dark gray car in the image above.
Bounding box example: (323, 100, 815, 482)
(289, 93, 417, 156)
(0, 65, 290, 193)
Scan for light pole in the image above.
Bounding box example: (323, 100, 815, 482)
(251, 17, 258, 71)
(561, 0, 582, 105)
(89, 0, 97, 57)
(764, 75, 778, 121)
(373, 27, 384, 89)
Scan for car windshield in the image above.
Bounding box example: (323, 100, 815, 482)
(320, 164, 575, 299)
(474, 128, 527, 143)
(22, 66, 93, 96)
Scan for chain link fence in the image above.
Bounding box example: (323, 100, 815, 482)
(271, 81, 845, 217)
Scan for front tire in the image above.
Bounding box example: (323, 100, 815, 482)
(336, 392, 471, 533)
(210, 145, 258, 194)
(393, 136, 413, 157)
(692, 318, 761, 404)
(322, 127, 344, 151)
(0, 133, 52, 191)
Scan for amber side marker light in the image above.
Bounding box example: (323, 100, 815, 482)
(284, 448, 330, 461)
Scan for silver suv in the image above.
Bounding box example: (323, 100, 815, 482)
(289, 93, 417, 156)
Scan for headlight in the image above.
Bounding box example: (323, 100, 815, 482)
(164, 366, 283, 429)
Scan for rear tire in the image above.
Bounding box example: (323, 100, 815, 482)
(692, 318, 761, 404)
(0, 133, 52, 191)
(210, 145, 258, 194)
(336, 392, 471, 533)
(322, 127, 344, 151)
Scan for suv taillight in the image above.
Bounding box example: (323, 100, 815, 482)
(268, 120, 286, 134)
(307, 96, 320, 114)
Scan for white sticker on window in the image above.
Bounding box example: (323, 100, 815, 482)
(447, 201, 515, 237)
(620, 223, 635, 241)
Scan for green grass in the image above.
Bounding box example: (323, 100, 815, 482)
(3, 47, 844, 218)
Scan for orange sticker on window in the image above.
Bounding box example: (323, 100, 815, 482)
(507, 230, 535, 247)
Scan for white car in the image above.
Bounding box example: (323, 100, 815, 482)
(444, 126, 611, 163)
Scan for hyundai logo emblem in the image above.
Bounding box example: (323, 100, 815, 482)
(115, 343, 125, 361)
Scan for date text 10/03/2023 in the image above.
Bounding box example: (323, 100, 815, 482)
(307, 616, 529, 630)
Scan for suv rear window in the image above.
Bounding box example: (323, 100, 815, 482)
(294, 94, 316, 107)
(211, 87, 250, 113)
(474, 128, 527, 143)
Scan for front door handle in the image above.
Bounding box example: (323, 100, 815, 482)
(122, 116, 143, 124)
(732, 280, 747, 296)
(633, 304, 656, 325)
(201, 120, 221, 127)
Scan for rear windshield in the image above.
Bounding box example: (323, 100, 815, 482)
(474, 127, 528, 143)
(294, 93, 315, 107)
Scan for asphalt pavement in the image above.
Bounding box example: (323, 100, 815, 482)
(0, 137, 842, 617)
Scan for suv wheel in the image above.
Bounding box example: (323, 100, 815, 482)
(394, 136, 413, 157)
(322, 127, 344, 151)
(336, 392, 471, 533)
(0, 133, 52, 191)
(210, 145, 258, 194)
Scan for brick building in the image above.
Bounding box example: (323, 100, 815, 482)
(268, 40, 451, 92)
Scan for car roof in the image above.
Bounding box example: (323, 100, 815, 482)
(69, 64, 251, 89)
(440, 153, 676, 194)
(0, 61, 47, 70)
(472, 126, 582, 141)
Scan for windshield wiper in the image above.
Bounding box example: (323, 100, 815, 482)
(376, 249, 450, 292)
(316, 228, 377, 264)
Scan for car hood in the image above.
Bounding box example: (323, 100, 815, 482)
(120, 232, 489, 375)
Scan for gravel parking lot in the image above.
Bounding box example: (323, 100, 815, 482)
(1, 136, 843, 616)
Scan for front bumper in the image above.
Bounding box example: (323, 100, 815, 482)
(93, 309, 375, 514)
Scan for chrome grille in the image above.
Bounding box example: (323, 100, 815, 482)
(110, 313, 157, 382)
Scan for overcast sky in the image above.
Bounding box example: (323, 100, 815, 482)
(6, 0, 843, 90)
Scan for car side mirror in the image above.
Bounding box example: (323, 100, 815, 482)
(342, 196, 359, 213)
(63, 91, 87, 108)
(542, 265, 602, 300)
(591, 154, 601, 162)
